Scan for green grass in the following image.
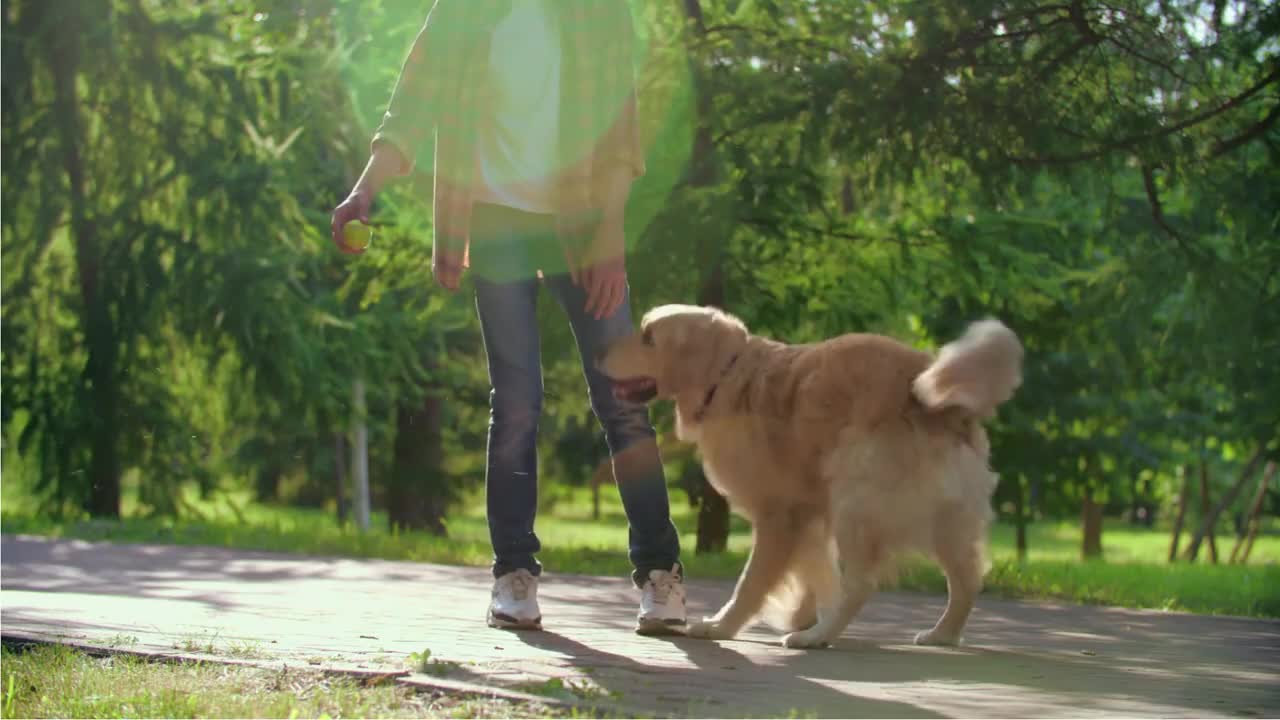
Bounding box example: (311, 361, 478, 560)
(987, 519, 1280, 564)
(0, 643, 573, 719)
(3, 483, 1278, 618)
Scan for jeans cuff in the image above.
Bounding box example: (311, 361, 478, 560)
(632, 560, 683, 588)
(493, 557, 542, 579)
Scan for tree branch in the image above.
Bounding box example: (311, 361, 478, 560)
(1105, 32, 1197, 87)
(1183, 448, 1265, 562)
(1067, 0, 1099, 41)
(1210, 102, 1280, 158)
(1036, 33, 1101, 80)
(1011, 65, 1280, 165)
(1141, 163, 1185, 244)
(682, 0, 707, 34)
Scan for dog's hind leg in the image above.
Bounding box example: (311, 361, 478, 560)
(688, 510, 797, 640)
(760, 570, 819, 632)
(914, 532, 985, 646)
(780, 576, 874, 648)
(784, 586, 818, 631)
(780, 529, 879, 649)
(761, 519, 834, 633)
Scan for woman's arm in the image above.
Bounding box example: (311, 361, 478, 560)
(369, 8, 443, 177)
(332, 9, 440, 252)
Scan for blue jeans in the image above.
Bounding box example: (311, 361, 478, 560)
(469, 204, 681, 586)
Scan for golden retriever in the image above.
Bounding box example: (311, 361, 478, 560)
(599, 305, 1023, 648)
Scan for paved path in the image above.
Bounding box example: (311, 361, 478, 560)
(2, 534, 1277, 718)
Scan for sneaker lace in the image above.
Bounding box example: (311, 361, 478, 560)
(504, 571, 531, 601)
(648, 566, 680, 604)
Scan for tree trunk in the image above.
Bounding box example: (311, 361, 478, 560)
(1184, 448, 1264, 562)
(1081, 492, 1104, 559)
(1197, 461, 1219, 563)
(1233, 461, 1275, 564)
(840, 174, 856, 215)
(255, 460, 282, 503)
(1128, 471, 1155, 526)
(387, 388, 448, 536)
(47, 0, 121, 517)
(695, 472, 731, 554)
(1169, 464, 1191, 562)
(351, 379, 370, 530)
(682, 0, 716, 188)
(682, 0, 731, 555)
(1129, 472, 1141, 524)
(591, 460, 604, 521)
(1013, 475, 1028, 562)
(334, 432, 348, 525)
(691, 225, 730, 555)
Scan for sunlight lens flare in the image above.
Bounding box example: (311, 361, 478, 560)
(343, 2, 694, 265)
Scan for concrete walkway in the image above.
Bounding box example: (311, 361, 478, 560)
(2, 534, 1277, 718)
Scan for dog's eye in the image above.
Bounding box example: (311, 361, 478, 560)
(642, 328, 655, 346)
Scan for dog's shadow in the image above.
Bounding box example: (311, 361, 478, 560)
(755, 632, 1273, 719)
(501, 622, 1275, 719)
(504, 628, 946, 718)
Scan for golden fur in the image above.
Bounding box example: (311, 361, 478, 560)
(600, 305, 1023, 648)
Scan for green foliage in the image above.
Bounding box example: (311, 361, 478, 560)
(1, 0, 1276, 563)
(1, 0, 476, 522)
(623, 0, 1280, 526)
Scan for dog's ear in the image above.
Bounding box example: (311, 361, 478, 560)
(671, 316, 693, 347)
(707, 309, 749, 355)
(671, 309, 748, 427)
(710, 309, 748, 342)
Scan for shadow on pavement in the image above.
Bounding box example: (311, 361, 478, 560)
(503, 627, 946, 718)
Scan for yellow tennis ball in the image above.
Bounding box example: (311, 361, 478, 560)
(343, 221, 372, 252)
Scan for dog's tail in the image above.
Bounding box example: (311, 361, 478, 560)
(912, 318, 1023, 420)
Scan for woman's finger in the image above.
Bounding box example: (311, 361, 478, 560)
(606, 275, 625, 319)
(605, 276, 624, 319)
(593, 275, 611, 320)
(587, 269, 605, 317)
(435, 263, 461, 291)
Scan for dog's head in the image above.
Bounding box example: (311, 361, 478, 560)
(599, 304, 749, 405)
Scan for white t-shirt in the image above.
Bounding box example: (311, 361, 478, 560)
(473, 0, 561, 214)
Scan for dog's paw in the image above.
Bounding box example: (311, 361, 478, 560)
(686, 618, 734, 640)
(781, 629, 830, 649)
(913, 629, 962, 647)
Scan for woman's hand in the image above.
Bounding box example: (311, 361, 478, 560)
(578, 219, 627, 320)
(433, 250, 464, 292)
(331, 188, 372, 255)
(331, 145, 404, 255)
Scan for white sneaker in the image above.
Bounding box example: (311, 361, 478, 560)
(636, 564, 687, 635)
(487, 569, 542, 630)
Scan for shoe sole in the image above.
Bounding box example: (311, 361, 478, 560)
(487, 610, 542, 631)
(635, 618, 687, 637)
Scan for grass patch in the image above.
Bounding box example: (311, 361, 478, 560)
(4, 485, 1277, 618)
(105, 634, 140, 649)
(0, 643, 576, 719)
(984, 557, 1280, 616)
(407, 648, 460, 677)
(517, 677, 620, 705)
(895, 556, 1280, 616)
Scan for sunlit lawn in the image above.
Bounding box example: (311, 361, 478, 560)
(0, 643, 576, 720)
(3, 478, 1277, 618)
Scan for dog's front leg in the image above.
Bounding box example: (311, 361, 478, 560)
(688, 514, 793, 640)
